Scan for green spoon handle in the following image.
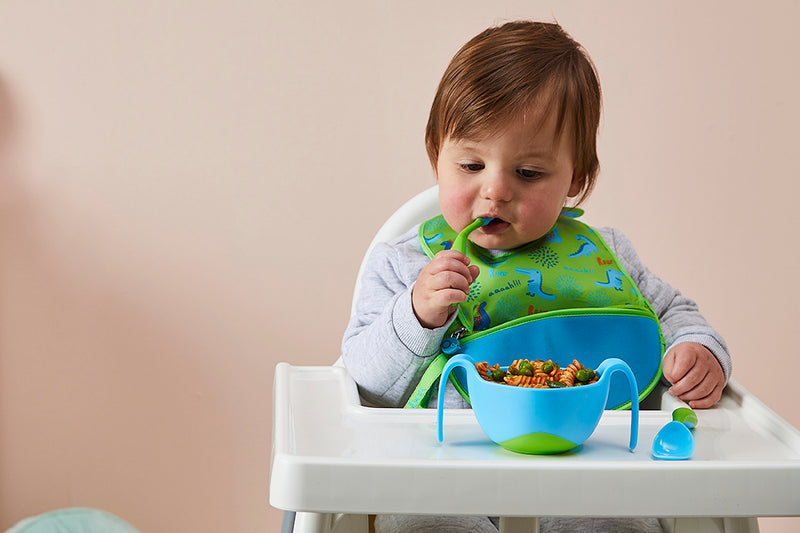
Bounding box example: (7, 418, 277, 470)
(672, 407, 698, 429)
(452, 218, 489, 254)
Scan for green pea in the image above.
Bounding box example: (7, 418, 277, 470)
(541, 361, 554, 374)
(518, 360, 534, 377)
(507, 365, 520, 375)
(490, 369, 507, 382)
(546, 380, 566, 388)
(576, 368, 596, 383)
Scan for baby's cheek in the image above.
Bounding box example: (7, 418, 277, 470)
(440, 198, 472, 231)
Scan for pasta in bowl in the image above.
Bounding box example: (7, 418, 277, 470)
(436, 355, 639, 454)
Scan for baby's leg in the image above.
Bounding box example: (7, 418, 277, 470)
(374, 514, 498, 532)
(541, 517, 662, 532)
(373, 515, 662, 532)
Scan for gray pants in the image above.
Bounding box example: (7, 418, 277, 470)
(374, 515, 663, 533)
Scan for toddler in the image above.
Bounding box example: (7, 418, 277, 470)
(342, 20, 730, 533)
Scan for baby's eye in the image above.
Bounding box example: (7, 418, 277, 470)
(517, 168, 543, 180)
(459, 162, 484, 172)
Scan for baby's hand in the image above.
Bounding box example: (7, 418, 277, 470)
(412, 250, 480, 329)
(662, 342, 725, 409)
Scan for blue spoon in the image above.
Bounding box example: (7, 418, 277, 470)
(652, 407, 697, 460)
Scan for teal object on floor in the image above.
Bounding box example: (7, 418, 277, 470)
(5, 508, 140, 533)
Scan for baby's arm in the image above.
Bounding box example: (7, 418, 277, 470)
(599, 228, 731, 408)
(342, 232, 458, 406)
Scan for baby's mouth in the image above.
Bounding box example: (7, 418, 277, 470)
(480, 217, 510, 235)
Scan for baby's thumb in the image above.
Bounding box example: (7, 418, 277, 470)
(661, 352, 677, 384)
(468, 265, 480, 283)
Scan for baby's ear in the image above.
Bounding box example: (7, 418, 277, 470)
(568, 174, 585, 198)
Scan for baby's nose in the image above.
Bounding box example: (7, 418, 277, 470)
(479, 171, 513, 202)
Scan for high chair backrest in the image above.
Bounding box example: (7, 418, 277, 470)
(350, 185, 441, 317)
(334, 186, 440, 369)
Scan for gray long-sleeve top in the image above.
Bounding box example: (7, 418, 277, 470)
(342, 225, 731, 408)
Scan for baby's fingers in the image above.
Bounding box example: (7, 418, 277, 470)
(662, 350, 696, 384)
(683, 383, 724, 409)
(413, 251, 478, 329)
(468, 264, 480, 283)
(668, 365, 709, 399)
(427, 269, 473, 295)
(427, 250, 477, 280)
(670, 376, 723, 409)
(428, 288, 471, 311)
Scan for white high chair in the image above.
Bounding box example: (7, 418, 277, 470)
(274, 185, 800, 533)
(348, 185, 442, 320)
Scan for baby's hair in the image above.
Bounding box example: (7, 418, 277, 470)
(425, 20, 601, 204)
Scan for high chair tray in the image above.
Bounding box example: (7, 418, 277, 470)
(270, 363, 800, 518)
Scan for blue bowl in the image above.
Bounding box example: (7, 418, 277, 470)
(437, 355, 639, 454)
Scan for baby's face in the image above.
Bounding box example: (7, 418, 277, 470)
(436, 106, 581, 250)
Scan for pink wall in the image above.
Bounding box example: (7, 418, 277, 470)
(1, 2, 798, 532)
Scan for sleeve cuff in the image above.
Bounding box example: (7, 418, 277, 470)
(392, 288, 454, 357)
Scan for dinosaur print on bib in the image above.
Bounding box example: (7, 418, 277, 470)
(419, 209, 648, 334)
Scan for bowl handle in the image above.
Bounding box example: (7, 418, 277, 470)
(437, 354, 475, 442)
(596, 358, 639, 451)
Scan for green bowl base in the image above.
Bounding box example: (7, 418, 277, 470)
(499, 432, 578, 454)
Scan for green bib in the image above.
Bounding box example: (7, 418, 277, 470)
(406, 208, 664, 409)
(420, 208, 649, 335)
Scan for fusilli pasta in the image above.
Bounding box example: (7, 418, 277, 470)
(475, 358, 597, 388)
